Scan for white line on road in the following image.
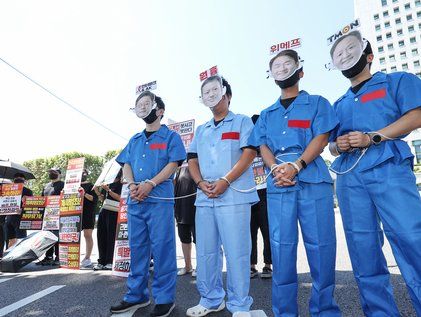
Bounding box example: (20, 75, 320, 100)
(0, 285, 65, 316)
(0, 278, 14, 284)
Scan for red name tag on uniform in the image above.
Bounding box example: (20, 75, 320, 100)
(221, 132, 240, 140)
(150, 143, 167, 150)
(288, 120, 311, 128)
(361, 88, 386, 103)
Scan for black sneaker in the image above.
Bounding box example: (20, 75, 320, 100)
(110, 300, 151, 313)
(150, 303, 175, 317)
(261, 266, 272, 279)
(250, 267, 258, 278)
(52, 258, 60, 266)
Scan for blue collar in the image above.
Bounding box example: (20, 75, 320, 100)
(204, 111, 235, 128)
(133, 124, 170, 140)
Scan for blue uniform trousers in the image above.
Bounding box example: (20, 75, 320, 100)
(124, 202, 177, 304)
(267, 182, 340, 317)
(195, 204, 253, 313)
(337, 159, 421, 316)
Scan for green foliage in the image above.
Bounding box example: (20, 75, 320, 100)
(414, 164, 421, 173)
(23, 150, 121, 195)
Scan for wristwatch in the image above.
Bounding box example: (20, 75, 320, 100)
(370, 134, 382, 145)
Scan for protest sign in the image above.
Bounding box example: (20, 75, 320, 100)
(0, 183, 23, 215)
(19, 196, 46, 230)
(252, 156, 267, 190)
(168, 119, 195, 152)
(42, 196, 61, 231)
(63, 157, 85, 194)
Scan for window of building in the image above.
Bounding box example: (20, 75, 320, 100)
(386, 32, 392, 39)
(379, 46, 385, 53)
(383, 11, 389, 17)
(389, 54, 396, 62)
(391, 66, 397, 71)
(385, 21, 391, 28)
(388, 43, 394, 50)
(419, 22, 421, 30)
(382, 0, 387, 5)
(413, 140, 421, 164)
(407, 14, 413, 21)
(417, 11, 421, 17)
(374, 14, 380, 20)
(413, 48, 419, 56)
(394, 6, 400, 13)
(397, 28, 403, 35)
(402, 63, 409, 70)
(399, 40, 405, 47)
(410, 37, 417, 44)
(400, 51, 407, 59)
(409, 25, 415, 32)
(416, 0, 421, 7)
(377, 35, 383, 42)
(376, 24, 381, 31)
(396, 17, 402, 24)
(380, 57, 386, 64)
(393, 0, 399, 2)
(404, 3, 411, 9)
(381, 68, 387, 72)
(415, 60, 420, 67)
(416, 72, 421, 79)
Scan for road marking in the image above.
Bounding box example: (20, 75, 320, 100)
(0, 278, 14, 284)
(0, 285, 65, 316)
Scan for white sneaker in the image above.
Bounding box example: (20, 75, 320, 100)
(177, 267, 193, 276)
(80, 258, 92, 268)
(191, 269, 197, 278)
(186, 301, 225, 316)
(104, 263, 113, 270)
(232, 312, 251, 317)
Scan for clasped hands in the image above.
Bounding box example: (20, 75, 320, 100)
(198, 180, 229, 199)
(129, 182, 154, 202)
(336, 131, 371, 152)
(272, 163, 297, 187)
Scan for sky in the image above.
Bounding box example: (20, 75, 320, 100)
(0, 0, 355, 164)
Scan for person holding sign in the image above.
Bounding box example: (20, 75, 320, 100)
(187, 74, 258, 317)
(111, 89, 186, 317)
(327, 23, 421, 315)
(248, 46, 341, 316)
(5, 173, 33, 248)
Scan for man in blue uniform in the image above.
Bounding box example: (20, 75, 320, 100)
(328, 28, 421, 316)
(111, 90, 186, 317)
(249, 48, 341, 317)
(186, 75, 259, 317)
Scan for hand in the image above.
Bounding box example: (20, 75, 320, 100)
(348, 131, 371, 148)
(198, 181, 214, 198)
(273, 163, 297, 187)
(129, 184, 138, 201)
(336, 135, 351, 152)
(208, 180, 229, 198)
(101, 184, 110, 192)
(134, 182, 154, 201)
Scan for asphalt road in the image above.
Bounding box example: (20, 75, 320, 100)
(0, 210, 417, 317)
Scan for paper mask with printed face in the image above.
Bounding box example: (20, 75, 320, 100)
(330, 30, 366, 71)
(200, 76, 227, 108)
(270, 53, 301, 81)
(134, 94, 157, 119)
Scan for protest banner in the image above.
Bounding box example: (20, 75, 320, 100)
(42, 195, 61, 231)
(19, 196, 46, 230)
(168, 119, 195, 152)
(252, 156, 267, 190)
(0, 183, 24, 215)
(112, 185, 130, 277)
(63, 157, 85, 194)
(59, 190, 84, 269)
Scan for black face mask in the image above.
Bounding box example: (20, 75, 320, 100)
(49, 173, 58, 180)
(81, 175, 88, 182)
(14, 178, 25, 184)
(341, 54, 368, 79)
(275, 68, 302, 89)
(142, 108, 159, 124)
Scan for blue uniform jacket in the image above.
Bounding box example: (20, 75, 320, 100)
(330, 71, 421, 172)
(116, 124, 186, 205)
(248, 90, 338, 194)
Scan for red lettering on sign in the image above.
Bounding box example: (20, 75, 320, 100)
(150, 143, 167, 150)
(288, 120, 311, 128)
(361, 88, 386, 103)
(221, 132, 240, 140)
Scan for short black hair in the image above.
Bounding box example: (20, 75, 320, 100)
(13, 172, 26, 179)
(221, 77, 232, 98)
(269, 49, 299, 70)
(135, 91, 165, 110)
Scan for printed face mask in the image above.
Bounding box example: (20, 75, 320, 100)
(200, 77, 227, 108)
(134, 95, 157, 119)
(330, 31, 365, 71)
(270, 54, 301, 81)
